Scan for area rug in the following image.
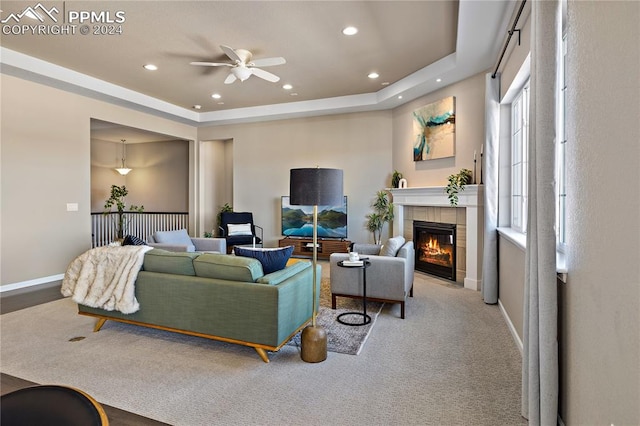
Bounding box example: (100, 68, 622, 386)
(287, 278, 383, 355)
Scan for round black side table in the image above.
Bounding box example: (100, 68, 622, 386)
(336, 259, 371, 326)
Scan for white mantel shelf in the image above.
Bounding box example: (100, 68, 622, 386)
(390, 185, 484, 291)
(389, 185, 483, 208)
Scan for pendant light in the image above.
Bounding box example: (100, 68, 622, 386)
(115, 139, 132, 175)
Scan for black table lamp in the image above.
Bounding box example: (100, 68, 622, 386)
(290, 167, 343, 363)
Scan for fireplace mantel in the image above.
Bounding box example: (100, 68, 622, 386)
(390, 185, 483, 208)
(390, 185, 484, 291)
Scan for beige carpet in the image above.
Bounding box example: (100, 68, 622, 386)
(0, 269, 525, 425)
(288, 278, 383, 355)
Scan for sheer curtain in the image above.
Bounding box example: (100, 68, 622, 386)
(522, 0, 559, 424)
(482, 73, 500, 305)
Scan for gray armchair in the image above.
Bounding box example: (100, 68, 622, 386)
(147, 228, 226, 253)
(329, 238, 415, 319)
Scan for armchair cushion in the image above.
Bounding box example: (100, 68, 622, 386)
(227, 223, 253, 236)
(351, 243, 382, 256)
(379, 236, 406, 257)
(152, 229, 195, 252)
(191, 238, 226, 254)
(234, 246, 294, 274)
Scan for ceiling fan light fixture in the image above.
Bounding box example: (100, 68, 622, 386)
(232, 66, 252, 82)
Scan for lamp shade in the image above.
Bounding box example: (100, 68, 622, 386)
(289, 168, 343, 206)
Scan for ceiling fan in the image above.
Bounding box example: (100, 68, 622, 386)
(190, 45, 286, 84)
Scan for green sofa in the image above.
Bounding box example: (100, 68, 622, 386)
(77, 249, 319, 362)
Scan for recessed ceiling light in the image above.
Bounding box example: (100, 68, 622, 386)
(381, 82, 390, 86)
(368, 72, 379, 79)
(193, 105, 201, 109)
(143, 64, 158, 71)
(290, 93, 298, 96)
(398, 95, 403, 99)
(436, 78, 442, 82)
(342, 26, 358, 36)
(282, 84, 293, 90)
(211, 93, 222, 99)
(217, 102, 225, 105)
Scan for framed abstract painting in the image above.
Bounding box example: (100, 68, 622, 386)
(412, 96, 456, 161)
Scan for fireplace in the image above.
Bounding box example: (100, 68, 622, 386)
(413, 221, 456, 281)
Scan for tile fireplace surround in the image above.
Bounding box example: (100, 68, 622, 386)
(390, 185, 484, 291)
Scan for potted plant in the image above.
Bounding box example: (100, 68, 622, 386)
(445, 168, 473, 206)
(216, 203, 233, 236)
(366, 190, 395, 244)
(103, 185, 144, 240)
(391, 170, 403, 188)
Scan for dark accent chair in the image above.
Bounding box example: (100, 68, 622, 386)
(0, 385, 109, 425)
(219, 211, 263, 253)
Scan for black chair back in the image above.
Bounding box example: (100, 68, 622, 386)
(220, 211, 255, 235)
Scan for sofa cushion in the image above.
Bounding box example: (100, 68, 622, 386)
(194, 253, 264, 282)
(153, 229, 195, 252)
(234, 246, 294, 274)
(256, 259, 311, 285)
(143, 249, 199, 276)
(379, 236, 406, 257)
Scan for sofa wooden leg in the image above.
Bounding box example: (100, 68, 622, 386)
(410, 285, 414, 297)
(255, 347, 270, 363)
(331, 294, 337, 309)
(400, 302, 405, 319)
(93, 318, 107, 332)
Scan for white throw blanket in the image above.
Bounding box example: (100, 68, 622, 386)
(61, 245, 153, 314)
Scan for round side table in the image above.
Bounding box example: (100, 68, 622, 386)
(336, 259, 371, 326)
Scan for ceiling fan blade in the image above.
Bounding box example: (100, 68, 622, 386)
(220, 45, 242, 63)
(251, 67, 280, 83)
(190, 62, 232, 67)
(250, 57, 286, 67)
(224, 73, 237, 84)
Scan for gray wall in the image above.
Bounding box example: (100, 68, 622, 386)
(91, 139, 189, 212)
(562, 1, 639, 423)
(392, 72, 486, 187)
(197, 111, 394, 247)
(0, 74, 197, 286)
(498, 236, 525, 345)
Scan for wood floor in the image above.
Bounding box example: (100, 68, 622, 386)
(1, 284, 169, 426)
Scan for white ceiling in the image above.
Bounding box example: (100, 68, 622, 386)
(0, 1, 517, 127)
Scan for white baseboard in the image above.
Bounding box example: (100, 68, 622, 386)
(1, 274, 65, 294)
(498, 299, 523, 354)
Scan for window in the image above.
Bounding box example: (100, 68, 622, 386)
(511, 81, 529, 233)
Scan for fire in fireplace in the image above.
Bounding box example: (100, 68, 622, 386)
(413, 221, 456, 281)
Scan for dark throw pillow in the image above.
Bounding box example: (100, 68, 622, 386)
(123, 235, 147, 246)
(234, 246, 294, 274)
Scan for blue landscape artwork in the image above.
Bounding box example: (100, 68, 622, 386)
(413, 96, 456, 161)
